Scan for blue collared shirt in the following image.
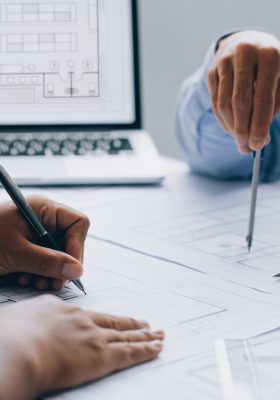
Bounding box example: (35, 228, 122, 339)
(176, 38, 280, 182)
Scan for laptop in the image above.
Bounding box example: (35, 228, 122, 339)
(0, 0, 164, 185)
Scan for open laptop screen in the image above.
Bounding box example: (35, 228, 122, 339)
(0, 0, 139, 129)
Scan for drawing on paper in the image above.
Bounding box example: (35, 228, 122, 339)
(132, 196, 280, 276)
(0, 284, 80, 307)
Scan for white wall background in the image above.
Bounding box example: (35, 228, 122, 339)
(139, 0, 280, 159)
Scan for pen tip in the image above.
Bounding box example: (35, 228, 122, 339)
(246, 236, 252, 252)
(83, 289, 87, 296)
(273, 274, 280, 278)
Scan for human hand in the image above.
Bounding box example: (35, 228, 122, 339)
(0, 195, 90, 290)
(208, 30, 280, 153)
(0, 296, 164, 400)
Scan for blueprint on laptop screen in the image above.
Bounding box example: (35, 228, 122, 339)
(0, 0, 135, 125)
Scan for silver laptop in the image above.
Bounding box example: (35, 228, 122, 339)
(0, 0, 164, 185)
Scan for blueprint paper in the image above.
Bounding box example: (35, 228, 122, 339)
(2, 235, 280, 399)
(75, 160, 280, 299)
(43, 237, 280, 400)
(2, 160, 280, 398)
(0, 284, 81, 307)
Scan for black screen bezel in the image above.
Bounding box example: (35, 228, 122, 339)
(0, 0, 142, 133)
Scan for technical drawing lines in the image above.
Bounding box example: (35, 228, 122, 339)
(1, 33, 77, 53)
(2, 3, 77, 23)
(0, 284, 80, 307)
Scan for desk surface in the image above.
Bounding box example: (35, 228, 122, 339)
(2, 158, 280, 400)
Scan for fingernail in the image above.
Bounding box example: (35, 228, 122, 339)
(63, 263, 81, 279)
(154, 330, 165, 337)
(238, 145, 250, 154)
(251, 137, 263, 148)
(152, 341, 163, 350)
(139, 320, 150, 328)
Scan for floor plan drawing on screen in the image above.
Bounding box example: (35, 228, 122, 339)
(0, 0, 134, 125)
(0, 0, 99, 103)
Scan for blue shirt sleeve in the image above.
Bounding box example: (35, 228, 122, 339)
(176, 36, 280, 182)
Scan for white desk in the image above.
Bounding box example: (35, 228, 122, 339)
(2, 159, 280, 400)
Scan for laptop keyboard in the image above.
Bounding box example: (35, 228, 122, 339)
(0, 133, 134, 157)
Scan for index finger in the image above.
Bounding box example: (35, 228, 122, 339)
(232, 45, 256, 153)
(54, 203, 90, 261)
(28, 197, 90, 262)
(250, 49, 280, 150)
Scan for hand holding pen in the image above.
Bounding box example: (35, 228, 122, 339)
(207, 32, 280, 253)
(0, 165, 88, 293)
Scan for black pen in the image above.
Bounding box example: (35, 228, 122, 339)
(0, 165, 86, 295)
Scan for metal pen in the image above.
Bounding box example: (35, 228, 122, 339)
(246, 150, 263, 252)
(0, 165, 86, 295)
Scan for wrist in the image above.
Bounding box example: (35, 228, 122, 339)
(0, 341, 43, 400)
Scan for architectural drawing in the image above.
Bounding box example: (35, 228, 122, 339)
(64, 165, 280, 296)
(132, 199, 280, 276)
(0, 284, 80, 307)
(3, 176, 280, 398)
(0, 0, 100, 103)
(44, 236, 280, 400)
(2, 3, 77, 23)
(0, 0, 134, 124)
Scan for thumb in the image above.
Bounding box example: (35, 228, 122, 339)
(15, 241, 83, 280)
